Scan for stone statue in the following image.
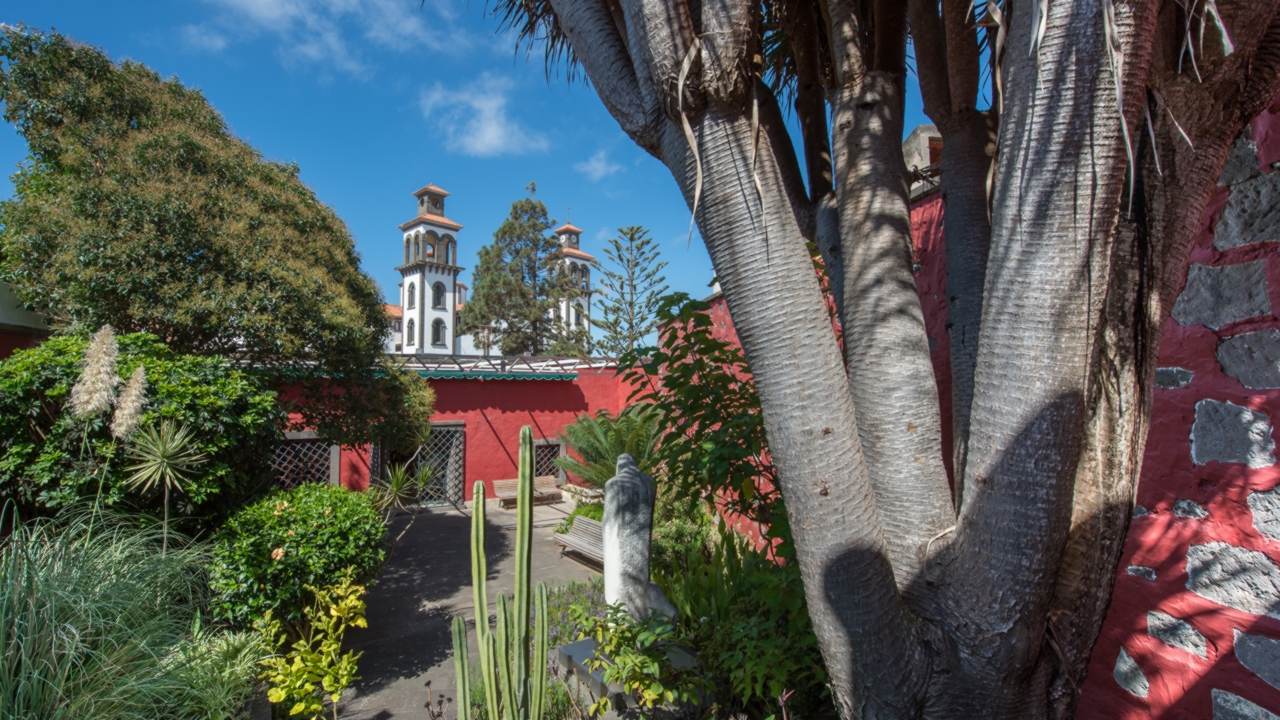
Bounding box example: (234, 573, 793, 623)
(603, 454, 677, 621)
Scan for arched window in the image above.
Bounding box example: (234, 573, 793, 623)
(425, 232, 438, 259)
(573, 307, 583, 327)
(406, 319, 415, 346)
(412, 238, 420, 261)
(404, 238, 411, 264)
(407, 283, 416, 309)
(580, 267, 589, 290)
(442, 235, 455, 263)
(431, 319, 446, 346)
(432, 282, 446, 309)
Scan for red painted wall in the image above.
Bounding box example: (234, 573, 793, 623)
(427, 369, 631, 500)
(1074, 98, 1280, 718)
(0, 331, 44, 360)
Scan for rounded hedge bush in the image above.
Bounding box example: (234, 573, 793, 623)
(209, 483, 386, 628)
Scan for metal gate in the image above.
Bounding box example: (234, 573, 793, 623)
(269, 439, 332, 490)
(407, 424, 465, 506)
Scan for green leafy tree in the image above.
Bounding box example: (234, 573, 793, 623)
(0, 27, 428, 446)
(459, 183, 587, 356)
(591, 227, 668, 357)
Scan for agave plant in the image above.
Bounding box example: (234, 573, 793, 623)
(125, 420, 207, 553)
(370, 462, 431, 514)
(554, 403, 662, 487)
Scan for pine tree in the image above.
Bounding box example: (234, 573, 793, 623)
(459, 184, 585, 356)
(590, 227, 668, 357)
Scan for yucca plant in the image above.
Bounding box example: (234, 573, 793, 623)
(453, 426, 550, 720)
(554, 403, 662, 487)
(125, 420, 207, 554)
(370, 462, 425, 515)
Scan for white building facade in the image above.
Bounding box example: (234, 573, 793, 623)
(397, 184, 466, 355)
(552, 223, 594, 333)
(390, 184, 591, 356)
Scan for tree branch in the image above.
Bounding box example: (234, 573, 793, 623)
(756, 80, 815, 237)
(548, 0, 664, 149)
(660, 110, 927, 719)
(828, 0, 955, 595)
(785, 0, 835, 201)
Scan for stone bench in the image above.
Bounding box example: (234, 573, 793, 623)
(554, 516, 603, 564)
(491, 475, 562, 509)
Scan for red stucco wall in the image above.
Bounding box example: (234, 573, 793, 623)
(0, 331, 44, 360)
(1074, 98, 1280, 719)
(426, 369, 631, 500)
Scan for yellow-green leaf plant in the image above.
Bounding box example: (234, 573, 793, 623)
(452, 426, 550, 720)
(259, 571, 368, 720)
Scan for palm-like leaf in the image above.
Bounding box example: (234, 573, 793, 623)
(554, 404, 662, 487)
(125, 420, 207, 553)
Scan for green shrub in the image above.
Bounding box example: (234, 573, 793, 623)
(650, 485, 712, 576)
(0, 510, 262, 720)
(553, 404, 662, 487)
(209, 484, 386, 629)
(552, 501, 603, 534)
(0, 333, 283, 531)
(655, 528, 830, 718)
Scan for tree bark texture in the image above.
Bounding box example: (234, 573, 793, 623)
(535, 0, 1280, 715)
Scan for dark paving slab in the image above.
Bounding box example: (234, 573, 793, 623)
(340, 500, 598, 719)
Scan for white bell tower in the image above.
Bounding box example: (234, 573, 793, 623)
(552, 222, 593, 332)
(397, 183, 464, 355)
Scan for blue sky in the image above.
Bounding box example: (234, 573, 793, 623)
(1, 0, 928, 310)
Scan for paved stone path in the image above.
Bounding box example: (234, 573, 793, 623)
(339, 500, 598, 720)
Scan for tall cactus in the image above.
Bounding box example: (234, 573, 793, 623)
(453, 426, 550, 720)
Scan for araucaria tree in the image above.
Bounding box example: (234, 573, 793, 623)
(460, 184, 589, 356)
(0, 28, 433, 448)
(591, 226, 668, 356)
(487, 0, 1280, 716)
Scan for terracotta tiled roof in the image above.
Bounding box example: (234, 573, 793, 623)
(559, 247, 595, 260)
(455, 281, 468, 289)
(385, 304, 403, 318)
(554, 222, 583, 235)
(412, 183, 450, 197)
(399, 215, 464, 232)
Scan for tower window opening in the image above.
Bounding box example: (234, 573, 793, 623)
(431, 319, 446, 346)
(432, 282, 446, 309)
(406, 319, 415, 346)
(407, 283, 416, 309)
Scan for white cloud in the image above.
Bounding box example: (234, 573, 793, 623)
(193, 0, 470, 75)
(419, 73, 549, 157)
(181, 24, 229, 53)
(574, 150, 622, 181)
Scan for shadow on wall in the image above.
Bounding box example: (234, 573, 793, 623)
(1076, 113, 1280, 717)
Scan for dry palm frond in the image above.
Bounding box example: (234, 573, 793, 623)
(70, 325, 119, 418)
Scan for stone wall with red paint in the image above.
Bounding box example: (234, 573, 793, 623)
(1075, 102, 1280, 719)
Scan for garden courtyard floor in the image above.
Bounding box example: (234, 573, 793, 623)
(339, 499, 598, 720)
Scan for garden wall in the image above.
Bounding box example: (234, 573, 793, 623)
(1074, 104, 1280, 718)
(337, 369, 631, 498)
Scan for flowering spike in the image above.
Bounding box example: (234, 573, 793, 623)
(111, 365, 148, 439)
(70, 325, 119, 417)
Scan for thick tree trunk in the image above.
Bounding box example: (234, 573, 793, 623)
(937, 113, 997, 497)
(662, 110, 928, 718)
(831, 70, 955, 589)
(930, 2, 1149, 716)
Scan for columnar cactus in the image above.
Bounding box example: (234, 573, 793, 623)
(452, 426, 550, 720)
